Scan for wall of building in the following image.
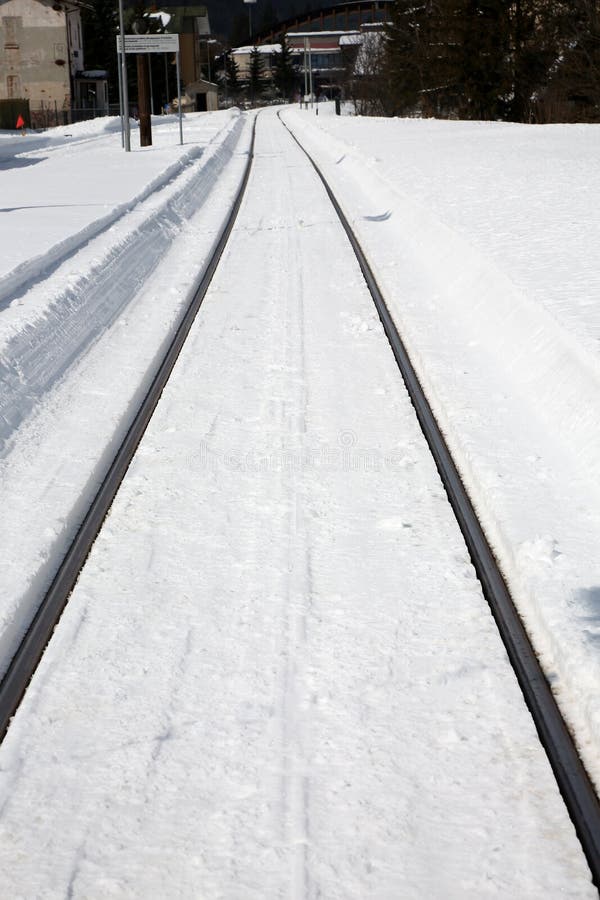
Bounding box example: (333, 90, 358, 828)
(0, 0, 83, 110)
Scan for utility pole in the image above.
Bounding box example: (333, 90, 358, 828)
(304, 36, 308, 102)
(137, 53, 152, 145)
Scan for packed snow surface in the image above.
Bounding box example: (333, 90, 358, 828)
(0, 106, 597, 895)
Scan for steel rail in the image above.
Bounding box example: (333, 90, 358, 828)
(0, 114, 258, 744)
(279, 112, 600, 888)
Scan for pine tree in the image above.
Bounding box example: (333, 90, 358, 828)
(459, 0, 512, 119)
(225, 53, 241, 99)
(537, 0, 600, 120)
(248, 47, 265, 104)
(384, 0, 425, 116)
(272, 38, 296, 100)
(419, 0, 463, 115)
(565, 0, 600, 115)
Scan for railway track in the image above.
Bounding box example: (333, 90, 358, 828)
(278, 112, 600, 887)
(1, 108, 599, 888)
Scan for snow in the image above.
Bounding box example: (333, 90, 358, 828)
(233, 44, 282, 55)
(0, 105, 597, 894)
(281, 104, 600, 795)
(0, 109, 253, 673)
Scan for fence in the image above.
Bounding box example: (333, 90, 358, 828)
(3, 100, 191, 131)
(29, 102, 115, 129)
(0, 100, 120, 131)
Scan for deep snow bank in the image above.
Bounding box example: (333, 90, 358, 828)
(0, 112, 244, 454)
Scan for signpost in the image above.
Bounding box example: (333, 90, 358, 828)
(116, 33, 183, 149)
(303, 37, 313, 109)
(117, 0, 129, 152)
(117, 34, 180, 54)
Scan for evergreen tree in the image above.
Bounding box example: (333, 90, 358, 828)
(491, 2, 560, 119)
(536, 0, 600, 120)
(383, 0, 425, 116)
(225, 53, 241, 98)
(458, 0, 512, 119)
(248, 47, 265, 104)
(565, 0, 600, 114)
(383, 0, 576, 122)
(272, 38, 296, 99)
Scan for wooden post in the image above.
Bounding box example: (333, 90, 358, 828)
(137, 53, 152, 146)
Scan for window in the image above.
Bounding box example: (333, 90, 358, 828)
(310, 54, 338, 70)
(3, 16, 21, 49)
(7, 75, 21, 98)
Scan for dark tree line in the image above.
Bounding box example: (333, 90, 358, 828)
(378, 0, 600, 121)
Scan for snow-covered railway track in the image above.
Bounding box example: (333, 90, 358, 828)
(0, 109, 597, 895)
(0, 118, 257, 742)
(279, 113, 600, 886)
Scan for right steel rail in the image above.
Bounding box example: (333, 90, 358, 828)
(279, 112, 600, 889)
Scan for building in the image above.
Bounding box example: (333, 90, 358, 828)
(229, 30, 364, 101)
(230, 43, 281, 83)
(227, 2, 391, 102)
(176, 76, 218, 111)
(0, 0, 107, 126)
(286, 30, 359, 98)
(139, 2, 214, 96)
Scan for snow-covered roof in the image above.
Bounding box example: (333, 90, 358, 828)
(148, 11, 171, 27)
(339, 34, 362, 46)
(232, 44, 281, 56)
(287, 30, 358, 38)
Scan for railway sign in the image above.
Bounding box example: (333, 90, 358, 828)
(116, 32, 183, 150)
(116, 33, 180, 54)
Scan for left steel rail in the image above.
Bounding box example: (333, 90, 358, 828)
(0, 114, 258, 743)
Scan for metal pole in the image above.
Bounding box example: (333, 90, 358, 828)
(308, 39, 313, 108)
(117, 0, 130, 151)
(176, 50, 183, 144)
(164, 54, 169, 111)
(117, 47, 124, 146)
(303, 37, 308, 105)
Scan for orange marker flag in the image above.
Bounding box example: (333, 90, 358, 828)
(15, 114, 25, 129)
